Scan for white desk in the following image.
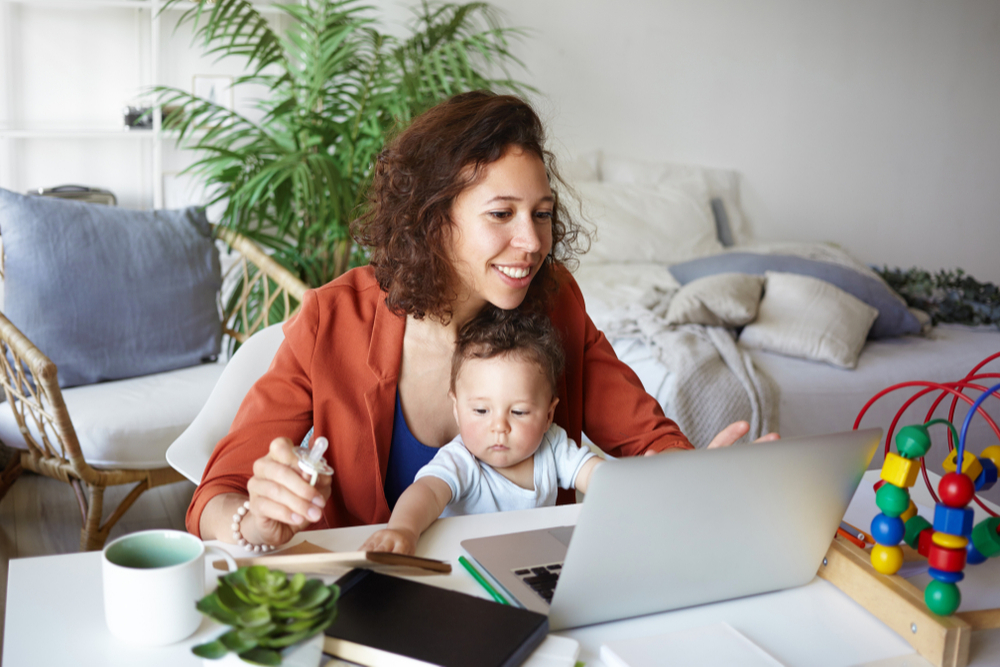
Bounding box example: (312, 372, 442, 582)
(5, 470, 1000, 667)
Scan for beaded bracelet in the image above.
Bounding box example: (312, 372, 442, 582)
(232, 500, 275, 553)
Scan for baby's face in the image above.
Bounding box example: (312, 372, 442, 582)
(451, 354, 558, 470)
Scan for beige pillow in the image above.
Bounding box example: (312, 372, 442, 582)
(665, 273, 764, 327)
(739, 271, 879, 369)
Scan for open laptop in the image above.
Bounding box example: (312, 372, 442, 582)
(461, 429, 881, 630)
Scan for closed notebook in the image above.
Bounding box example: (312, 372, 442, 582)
(324, 568, 549, 667)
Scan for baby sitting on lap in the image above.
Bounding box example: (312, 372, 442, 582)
(362, 308, 603, 555)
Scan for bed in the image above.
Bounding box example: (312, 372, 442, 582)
(563, 151, 1000, 501)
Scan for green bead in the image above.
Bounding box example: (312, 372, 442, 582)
(904, 515, 933, 549)
(896, 424, 932, 459)
(925, 580, 961, 616)
(971, 517, 1000, 558)
(876, 483, 910, 518)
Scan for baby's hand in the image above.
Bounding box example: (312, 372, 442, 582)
(361, 528, 417, 555)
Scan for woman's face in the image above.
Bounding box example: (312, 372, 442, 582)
(447, 147, 554, 316)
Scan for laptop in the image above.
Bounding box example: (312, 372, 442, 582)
(461, 428, 881, 630)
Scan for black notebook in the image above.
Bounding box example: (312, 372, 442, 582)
(324, 568, 549, 667)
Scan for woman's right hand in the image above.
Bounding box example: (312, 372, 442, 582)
(244, 437, 332, 546)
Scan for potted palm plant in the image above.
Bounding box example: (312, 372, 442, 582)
(158, 0, 532, 316)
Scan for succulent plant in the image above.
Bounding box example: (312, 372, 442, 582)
(192, 566, 339, 666)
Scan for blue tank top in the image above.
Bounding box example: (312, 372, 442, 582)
(383, 390, 440, 509)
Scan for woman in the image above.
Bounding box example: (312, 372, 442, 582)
(189, 91, 765, 547)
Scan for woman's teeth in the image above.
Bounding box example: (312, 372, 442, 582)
(497, 266, 529, 279)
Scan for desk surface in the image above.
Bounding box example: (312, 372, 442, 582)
(5, 470, 1000, 667)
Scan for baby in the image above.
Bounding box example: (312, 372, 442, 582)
(362, 308, 603, 555)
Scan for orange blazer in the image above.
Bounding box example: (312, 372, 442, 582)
(186, 266, 692, 536)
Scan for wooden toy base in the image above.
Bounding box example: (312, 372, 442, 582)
(818, 535, 1000, 667)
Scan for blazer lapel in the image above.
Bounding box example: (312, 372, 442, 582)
(364, 296, 404, 519)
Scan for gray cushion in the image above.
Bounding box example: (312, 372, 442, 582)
(668, 252, 922, 340)
(0, 188, 222, 388)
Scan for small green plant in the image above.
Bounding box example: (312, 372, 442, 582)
(192, 566, 339, 666)
(876, 266, 1000, 329)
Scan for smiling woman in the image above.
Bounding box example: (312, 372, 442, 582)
(187, 92, 717, 549)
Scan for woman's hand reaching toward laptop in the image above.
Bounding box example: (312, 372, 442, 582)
(643, 421, 780, 456)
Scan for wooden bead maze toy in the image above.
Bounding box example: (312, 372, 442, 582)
(816, 352, 1000, 667)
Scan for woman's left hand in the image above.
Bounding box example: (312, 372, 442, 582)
(706, 421, 780, 449)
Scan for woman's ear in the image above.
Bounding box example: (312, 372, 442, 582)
(546, 396, 559, 427)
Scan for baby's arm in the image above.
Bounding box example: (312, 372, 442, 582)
(360, 476, 453, 555)
(573, 457, 603, 495)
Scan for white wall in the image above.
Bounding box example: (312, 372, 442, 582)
(395, 0, 1000, 283)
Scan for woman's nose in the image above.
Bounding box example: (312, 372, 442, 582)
(511, 214, 542, 253)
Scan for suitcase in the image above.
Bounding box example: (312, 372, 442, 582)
(30, 185, 117, 206)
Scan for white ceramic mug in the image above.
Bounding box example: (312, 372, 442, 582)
(102, 529, 238, 646)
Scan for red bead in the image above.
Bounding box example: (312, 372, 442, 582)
(917, 528, 935, 557)
(938, 472, 975, 508)
(928, 542, 967, 572)
(873, 479, 886, 493)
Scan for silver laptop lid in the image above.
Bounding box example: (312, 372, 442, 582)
(548, 429, 881, 630)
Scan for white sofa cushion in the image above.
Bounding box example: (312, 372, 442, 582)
(0, 361, 226, 469)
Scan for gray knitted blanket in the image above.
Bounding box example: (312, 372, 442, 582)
(602, 288, 779, 448)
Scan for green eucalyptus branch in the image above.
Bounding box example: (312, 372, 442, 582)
(876, 266, 1000, 329)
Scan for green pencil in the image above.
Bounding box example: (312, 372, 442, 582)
(458, 555, 510, 605)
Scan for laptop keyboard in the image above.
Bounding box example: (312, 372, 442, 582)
(513, 563, 563, 603)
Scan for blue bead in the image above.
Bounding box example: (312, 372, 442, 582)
(934, 504, 974, 538)
(928, 567, 965, 583)
(975, 459, 998, 492)
(871, 513, 905, 545)
(967, 542, 988, 565)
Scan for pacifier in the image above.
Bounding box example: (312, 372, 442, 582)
(295, 436, 334, 486)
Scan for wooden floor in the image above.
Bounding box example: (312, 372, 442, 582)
(0, 471, 195, 658)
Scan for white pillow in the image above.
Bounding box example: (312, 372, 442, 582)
(739, 271, 879, 369)
(567, 180, 722, 266)
(560, 150, 601, 183)
(665, 273, 764, 327)
(601, 153, 752, 246)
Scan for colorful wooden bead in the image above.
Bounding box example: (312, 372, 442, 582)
(925, 580, 962, 616)
(980, 445, 1000, 471)
(970, 517, 1000, 558)
(881, 452, 920, 488)
(942, 449, 984, 481)
(875, 483, 910, 518)
(967, 542, 987, 565)
(871, 513, 905, 545)
(928, 542, 967, 572)
(895, 424, 932, 459)
(918, 527, 935, 557)
(932, 532, 969, 549)
(899, 500, 918, 523)
(870, 544, 904, 575)
(933, 504, 974, 538)
(904, 515, 933, 549)
(938, 471, 975, 508)
(928, 567, 965, 584)
(975, 458, 998, 492)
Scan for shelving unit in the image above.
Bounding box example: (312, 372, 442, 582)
(0, 0, 284, 209)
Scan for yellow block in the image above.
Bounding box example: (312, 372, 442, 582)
(981, 445, 1000, 470)
(932, 532, 969, 550)
(881, 452, 920, 488)
(943, 449, 984, 481)
(900, 500, 918, 523)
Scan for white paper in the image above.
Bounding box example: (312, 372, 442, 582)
(600, 622, 784, 667)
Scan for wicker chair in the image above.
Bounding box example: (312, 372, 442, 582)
(0, 226, 308, 550)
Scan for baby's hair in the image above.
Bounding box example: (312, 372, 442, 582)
(451, 307, 565, 395)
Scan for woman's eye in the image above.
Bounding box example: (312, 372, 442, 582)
(489, 210, 512, 220)
(535, 210, 553, 220)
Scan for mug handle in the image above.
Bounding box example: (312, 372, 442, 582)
(205, 545, 239, 573)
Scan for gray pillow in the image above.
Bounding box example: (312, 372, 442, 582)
(668, 252, 921, 340)
(0, 188, 222, 388)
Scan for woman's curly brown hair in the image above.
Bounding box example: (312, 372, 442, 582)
(352, 91, 587, 322)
